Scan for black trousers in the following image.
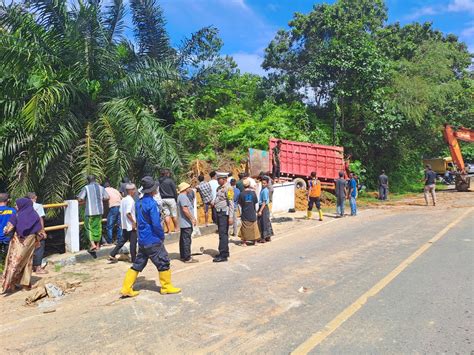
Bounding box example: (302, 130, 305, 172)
(110, 229, 137, 262)
(131, 243, 170, 272)
(179, 227, 193, 261)
(308, 197, 321, 210)
(272, 164, 281, 179)
(258, 205, 274, 239)
(216, 210, 230, 258)
(211, 207, 217, 224)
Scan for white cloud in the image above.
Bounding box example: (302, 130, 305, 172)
(405, 6, 437, 21)
(460, 22, 474, 54)
(231, 52, 266, 76)
(405, 0, 474, 20)
(447, 0, 474, 13)
(461, 24, 474, 38)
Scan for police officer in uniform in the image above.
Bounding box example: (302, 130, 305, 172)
(212, 173, 234, 262)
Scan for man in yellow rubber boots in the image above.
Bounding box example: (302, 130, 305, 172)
(307, 171, 323, 221)
(120, 176, 181, 297)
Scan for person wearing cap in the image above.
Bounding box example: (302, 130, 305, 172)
(177, 182, 198, 263)
(109, 183, 138, 263)
(120, 176, 180, 297)
(211, 173, 234, 262)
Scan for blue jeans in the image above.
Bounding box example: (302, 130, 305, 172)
(106, 206, 122, 243)
(350, 196, 357, 216)
(379, 186, 388, 200)
(33, 239, 45, 267)
(336, 197, 345, 216)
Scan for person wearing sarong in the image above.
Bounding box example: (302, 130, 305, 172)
(77, 175, 109, 252)
(2, 198, 45, 293)
(257, 177, 274, 243)
(238, 179, 259, 246)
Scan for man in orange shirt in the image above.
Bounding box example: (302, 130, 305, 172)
(307, 172, 323, 221)
(105, 181, 123, 244)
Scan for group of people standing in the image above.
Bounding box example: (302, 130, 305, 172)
(333, 171, 359, 218)
(195, 171, 274, 263)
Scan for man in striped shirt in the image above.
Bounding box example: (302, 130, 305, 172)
(197, 175, 213, 226)
(78, 175, 109, 252)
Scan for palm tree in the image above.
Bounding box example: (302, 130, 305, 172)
(0, 0, 182, 202)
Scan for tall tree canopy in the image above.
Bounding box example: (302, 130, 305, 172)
(0, 0, 181, 201)
(263, 0, 472, 190)
(0, 0, 472, 200)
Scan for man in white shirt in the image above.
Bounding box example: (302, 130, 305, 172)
(27, 192, 48, 274)
(109, 184, 137, 263)
(208, 171, 219, 224)
(209, 171, 219, 200)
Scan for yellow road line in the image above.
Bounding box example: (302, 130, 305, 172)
(292, 207, 474, 354)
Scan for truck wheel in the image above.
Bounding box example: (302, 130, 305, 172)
(294, 178, 307, 190)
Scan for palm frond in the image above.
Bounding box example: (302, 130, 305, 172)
(113, 58, 179, 102)
(27, 0, 68, 33)
(103, 0, 126, 43)
(71, 122, 105, 193)
(130, 0, 174, 60)
(21, 80, 76, 129)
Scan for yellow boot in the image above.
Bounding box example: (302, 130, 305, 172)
(318, 209, 323, 221)
(306, 210, 312, 219)
(120, 269, 140, 297)
(159, 270, 181, 295)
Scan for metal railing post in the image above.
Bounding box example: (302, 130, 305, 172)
(64, 200, 80, 252)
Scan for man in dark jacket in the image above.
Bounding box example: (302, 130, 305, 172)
(120, 176, 181, 297)
(378, 170, 389, 201)
(335, 171, 347, 217)
(158, 168, 178, 233)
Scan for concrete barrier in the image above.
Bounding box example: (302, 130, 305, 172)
(272, 182, 296, 213)
(64, 200, 80, 253)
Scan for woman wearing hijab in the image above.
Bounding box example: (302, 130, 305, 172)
(238, 179, 259, 246)
(2, 198, 45, 293)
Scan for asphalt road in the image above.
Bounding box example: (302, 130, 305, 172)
(1, 193, 473, 354)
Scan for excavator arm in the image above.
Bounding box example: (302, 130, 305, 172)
(443, 124, 474, 191)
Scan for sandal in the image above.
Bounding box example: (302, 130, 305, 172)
(34, 267, 48, 274)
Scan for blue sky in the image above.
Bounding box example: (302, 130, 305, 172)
(156, 0, 474, 74)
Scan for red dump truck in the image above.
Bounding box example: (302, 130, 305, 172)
(268, 138, 348, 190)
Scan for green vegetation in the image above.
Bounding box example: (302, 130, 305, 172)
(0, 0, 472, 202)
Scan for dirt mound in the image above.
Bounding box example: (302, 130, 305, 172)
(196, 193, 206, 225)
(295, 189, 336, 211)
(186, 159, 246, 187)
(295, 189, 308, 211)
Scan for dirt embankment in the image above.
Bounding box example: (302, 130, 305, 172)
(295, 189, 337, 211)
